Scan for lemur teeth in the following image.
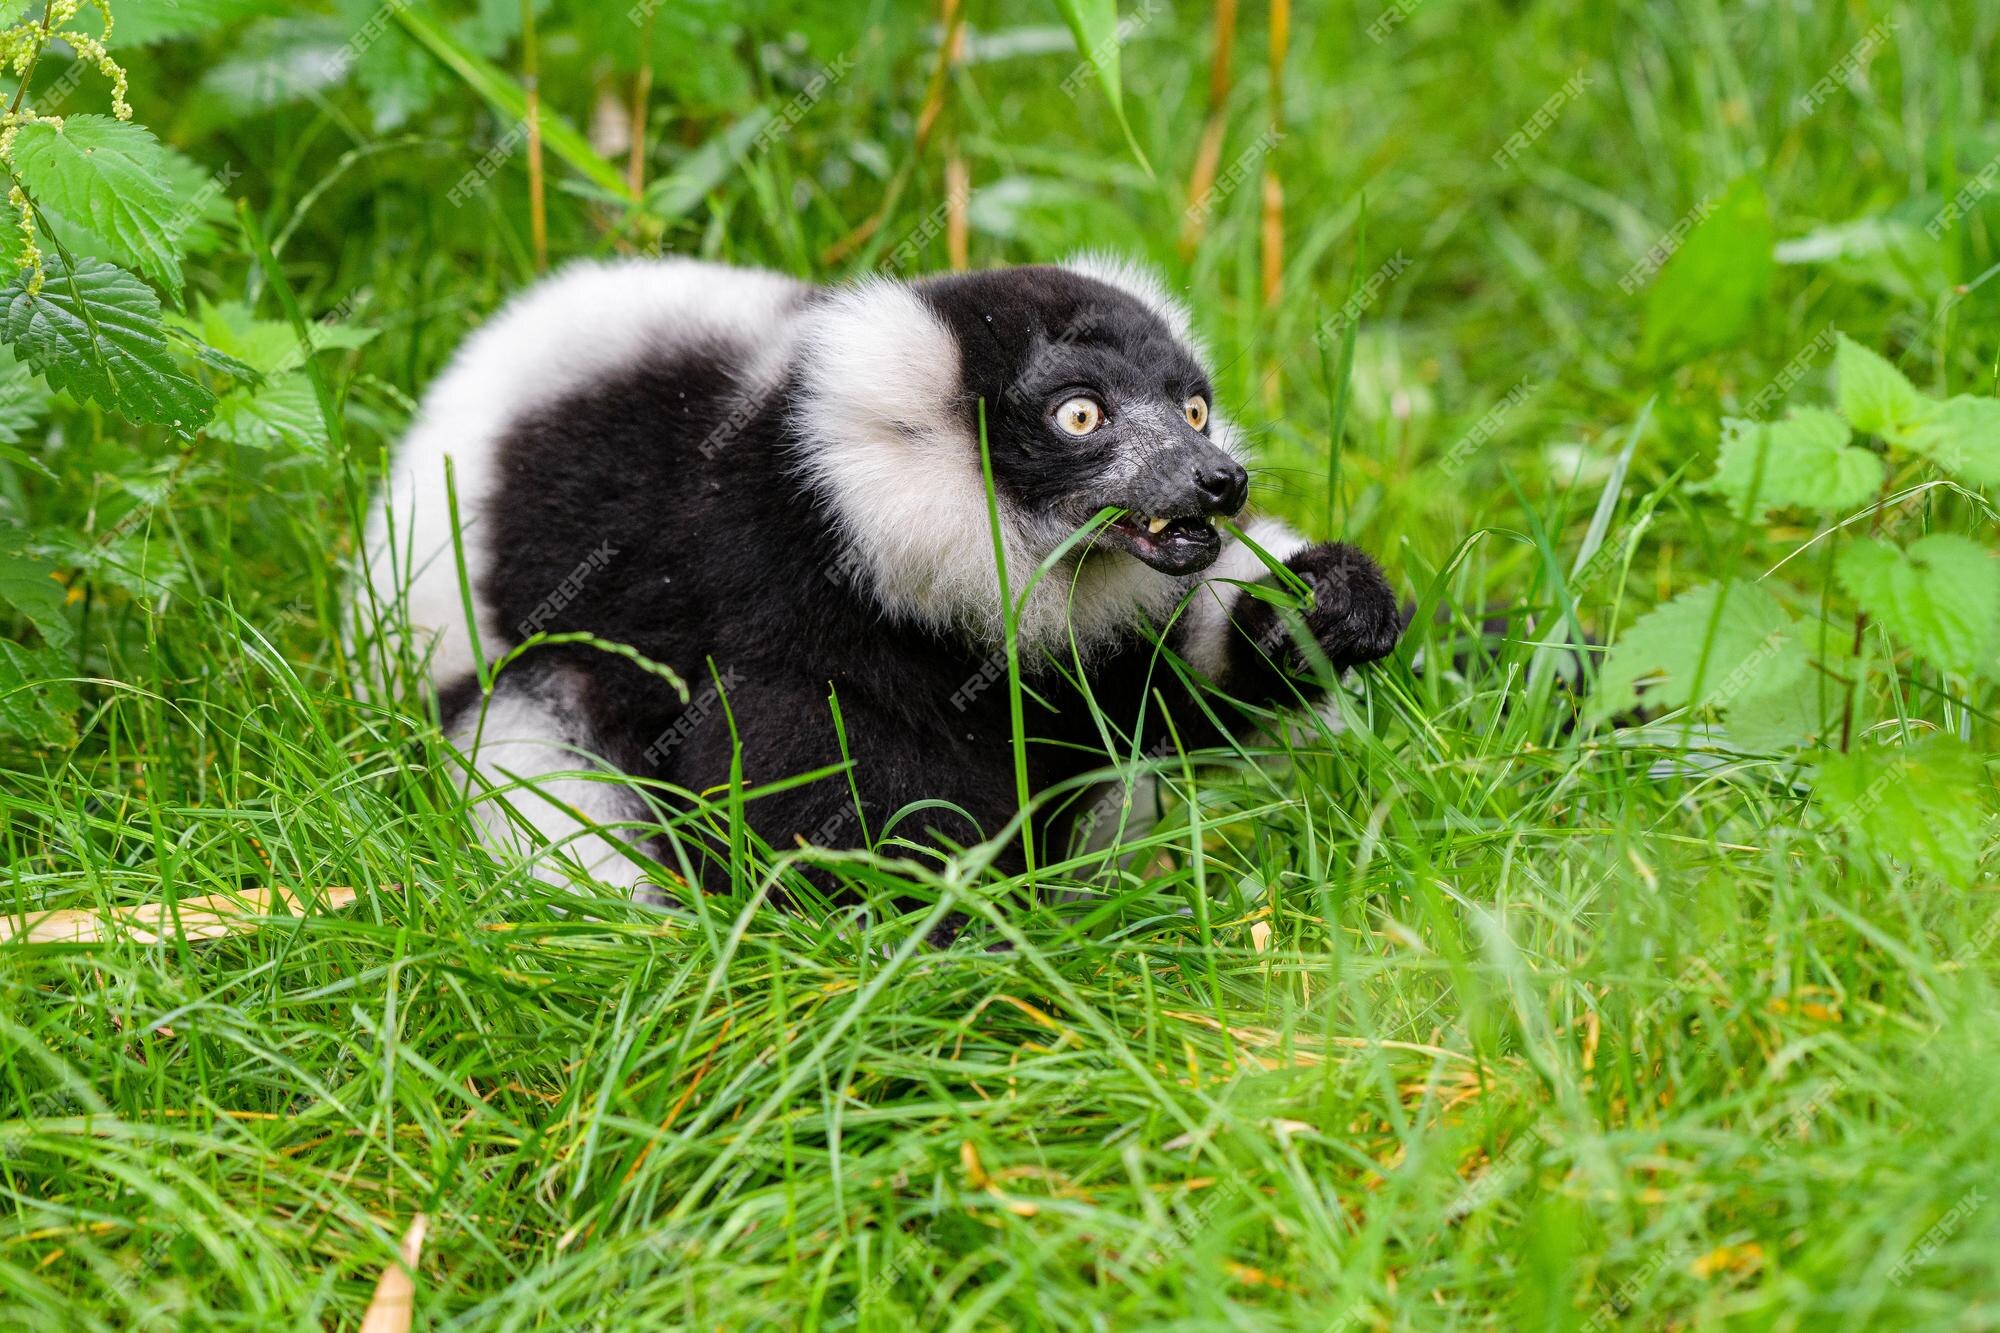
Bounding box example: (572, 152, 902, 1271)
(1146, 516, 1169, 534)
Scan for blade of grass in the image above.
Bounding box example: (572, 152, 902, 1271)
(393, 5, 636, 205)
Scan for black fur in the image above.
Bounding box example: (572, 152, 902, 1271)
(459, 266, 1401, 893)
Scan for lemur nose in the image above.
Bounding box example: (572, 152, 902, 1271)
(1195, 459, 1249, 515)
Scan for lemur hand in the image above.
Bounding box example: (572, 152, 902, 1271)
(1237, 542, 1403, 674)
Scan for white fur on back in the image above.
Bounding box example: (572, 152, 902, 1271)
(360, 258, 807, 686)
(452, 670, 657, 893)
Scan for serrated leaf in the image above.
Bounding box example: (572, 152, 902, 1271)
(1725, 624, 1853, 753)
(1594, 579, 1806, 719)
(1701, 408, 1884, 516)
(1643, 177, 1772, 364)
(168, 299, 373, 383)
(0, 257, 214, 430)
(198, 16, 350, 115)
(0, 344, 52, 446)
(0, 639, 79, 745)
(1902, 394, 2000, 487)
(1817, 739, 1990, 885)
(0, 547, 73, 651)
(1835, 336, 1929, 438)
(150, 146, 238, 258)
(1837, 534, 2000, 677)
(105, 0, 286, 46)
(208, 373, 327, 451)
(12, 115, 188, 290)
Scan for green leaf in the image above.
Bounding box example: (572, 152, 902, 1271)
(1837, 534, 2000, 677)
(0, 547, 73, 651)
(149, 146, 238, 258)
(330, 0, 451, 131)
(12, 115, 189, 290)
(0, 344, 52, 447)
(169, 298, 372, 376)
(1594, 579, 1807, 719)
(1774, 215, 1951, 307)
(1725, 624, 1853, 753)
(208, 373, 327, 451)
(1835, 336, 1929, 439)
(1050, 0, 1153, 176)
(0, 257, 214, 430)
(198, 16, 350, 115)
(0, 639, 79, 746)
(1642, 177, 1773, 364)
(1817, 739, 1990, 885)
(1902, 394, 2000, 486)
(61, 0, 282, 46)
(1700, 408, 1884, 516)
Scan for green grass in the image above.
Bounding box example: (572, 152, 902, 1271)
(4, 0, 2000, 1327)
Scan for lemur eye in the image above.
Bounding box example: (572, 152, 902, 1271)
(1055, 397, 1103, 436)
(1184, 395, 1209, 430)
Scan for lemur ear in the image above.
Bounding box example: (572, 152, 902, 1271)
(1060, 252, 1205, 357)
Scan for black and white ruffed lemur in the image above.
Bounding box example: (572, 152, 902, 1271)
(359, 257, 1403, 899)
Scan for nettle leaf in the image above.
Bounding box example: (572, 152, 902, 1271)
(100, 0, 286, 46)
(1816, 739, 1990, 885)
(1701, 408, 1884, 516)
(199, 16, 350, 116)
(0, 639, 80, 746)
(0, 546, 73, 651)
(170, 298, 373, 376)
(1643, 176, 1773, 364)
(0, 344, 52, 447)
(1902, 394, 2000, 487)
(12, 115, 190, 291)
(1837, 534, 2000, 677)
(0, 257, 215, 430)
(1835, 336, 1929, 438)
(1726, 624, 1854, 753)
(208, 373, 327, 451)
(1594, 579, 1807, 719)
(150, 145, 238, 258)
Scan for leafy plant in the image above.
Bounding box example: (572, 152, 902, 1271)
(1602, 334, 1998, 882)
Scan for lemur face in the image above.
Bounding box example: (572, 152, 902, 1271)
(918, 266, 1249, 576)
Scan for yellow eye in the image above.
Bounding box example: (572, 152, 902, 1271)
(1055, 397, 1103, 436)
(1184, 395, 1209, 430)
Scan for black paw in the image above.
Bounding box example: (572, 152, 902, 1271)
(1257, 542, 1403, 671)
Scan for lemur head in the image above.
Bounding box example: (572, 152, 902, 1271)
(913, 264, 1248, 577)
(789, 257, 1254, 654)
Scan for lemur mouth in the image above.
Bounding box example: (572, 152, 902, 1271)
(1100, 512, 1223, 575)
